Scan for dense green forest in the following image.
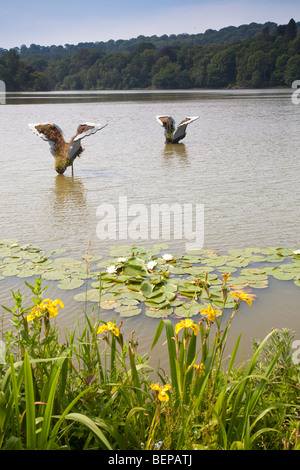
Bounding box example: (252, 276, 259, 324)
(1, 19, 300, 91)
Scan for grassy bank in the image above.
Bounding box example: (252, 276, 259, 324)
(0, 274, 299, 450)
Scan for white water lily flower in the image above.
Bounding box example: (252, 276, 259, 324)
(293, 250, 300, 255)
(147, 260, 157, 270)
(162, 253, 174, 261)
(106, 265, 117, 274)
(117, 257, 127, 263)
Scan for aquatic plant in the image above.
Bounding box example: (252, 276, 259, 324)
(0, 273, 299, 450)
(1, 239, 300, 320)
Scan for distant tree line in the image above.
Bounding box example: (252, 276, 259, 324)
(1, 19, 300, 91)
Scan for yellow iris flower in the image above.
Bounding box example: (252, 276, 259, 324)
(193, 363, 206, 375)
(97, 321, 119, 337)
(175, 318, 199, 336)
(27, 298, 64, 322)
(200, 304, 221, 322)
(151, 383, 172, 402)
(230, 292, 252, 306)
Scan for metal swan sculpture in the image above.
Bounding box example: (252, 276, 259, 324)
(28, 122, 108, 174)
(156, 115, 199, 143)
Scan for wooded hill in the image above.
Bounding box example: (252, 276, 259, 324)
(1, 19, 299, 91)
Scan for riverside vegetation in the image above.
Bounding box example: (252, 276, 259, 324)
(0, 241, 299, 450)
(0, 19, 299, 91)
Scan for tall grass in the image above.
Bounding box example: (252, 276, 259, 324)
(0, 276, 299, 450)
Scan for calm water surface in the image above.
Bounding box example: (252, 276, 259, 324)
(1, 89, 300, 367)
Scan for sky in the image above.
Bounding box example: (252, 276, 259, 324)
(0, 0, 298, 49)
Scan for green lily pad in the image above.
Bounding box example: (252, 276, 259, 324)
(74, 289, 100, 302)
(119, 297, 140, 306)
(109, 245, 134, 257)
(17, 268, 42, 278)
(0, 248, 12, 257)
(217, 266, 237, 273)
(266, 255, 286, 263)
(123, 264, 148, 277)
(226, 259, 249, 268)
(99, 300, 120, 310)
(115, 305, 141, 317)
(144, 298, 170, 309)
(248, 280, 268, 289)
(174, 303, 201, 317)
(145, 307, 172, 318)
(271, 271, 296, 281)
(58, 278, 84, 290)
(1, 267, 20, 277)
(42, 271, 68, 281)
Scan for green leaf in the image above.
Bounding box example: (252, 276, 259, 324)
(64, 413, 113, 450)
(57, 278, 84, 290)
(271, 271, 295, 281)
(123, 264, 148, 277)
(74, 289, 100, 302)
(42, 271, 67, 281)
(24, 352, 36, 450)
(116, 306, 141, 317)
(140, 281, 153, 297)
(145, 307, 172, 318)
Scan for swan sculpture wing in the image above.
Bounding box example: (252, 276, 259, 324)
(156, 115, 176, 143)
(172, 116, 199, 143)
(28, 123, 64, 157)
(68, 122, 108, 161)
(73, 122, 108, 141)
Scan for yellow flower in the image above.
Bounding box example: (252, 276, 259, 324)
(151, 383, 171, 402)
(200, 305, 221, 322)
(222, 272, 231, 283)
(230, 292, 252, 306)
(27, 298, 64, 322)
(194, 363, 205, 375)
(175, 319, 199, 336)
(97, 321, 119, 337)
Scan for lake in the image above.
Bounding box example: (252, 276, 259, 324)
(1, 89, 300, 368)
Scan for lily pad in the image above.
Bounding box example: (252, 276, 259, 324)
(58, 278, 84, 290)
(1, 267, 20, 277)
(74, 289, 100, 302)
(115, 305, 141, 317)
(145, 307, 172, 318)
(174, 303, 201, 318)
(42, 271, 68, 281)
(271, 271, 296, 281)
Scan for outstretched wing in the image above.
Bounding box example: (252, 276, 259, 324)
(67, 122, 107, 162)
(73, 122, 108, 142)
(28, 123, 64, 156)
(172, 116, 199, 143)
(156, 115, 175, 131)
(156, 115, 176, 142)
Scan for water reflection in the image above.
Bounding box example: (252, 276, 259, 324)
(49, 175, 88, 238)
(161, 143, 189, 163)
